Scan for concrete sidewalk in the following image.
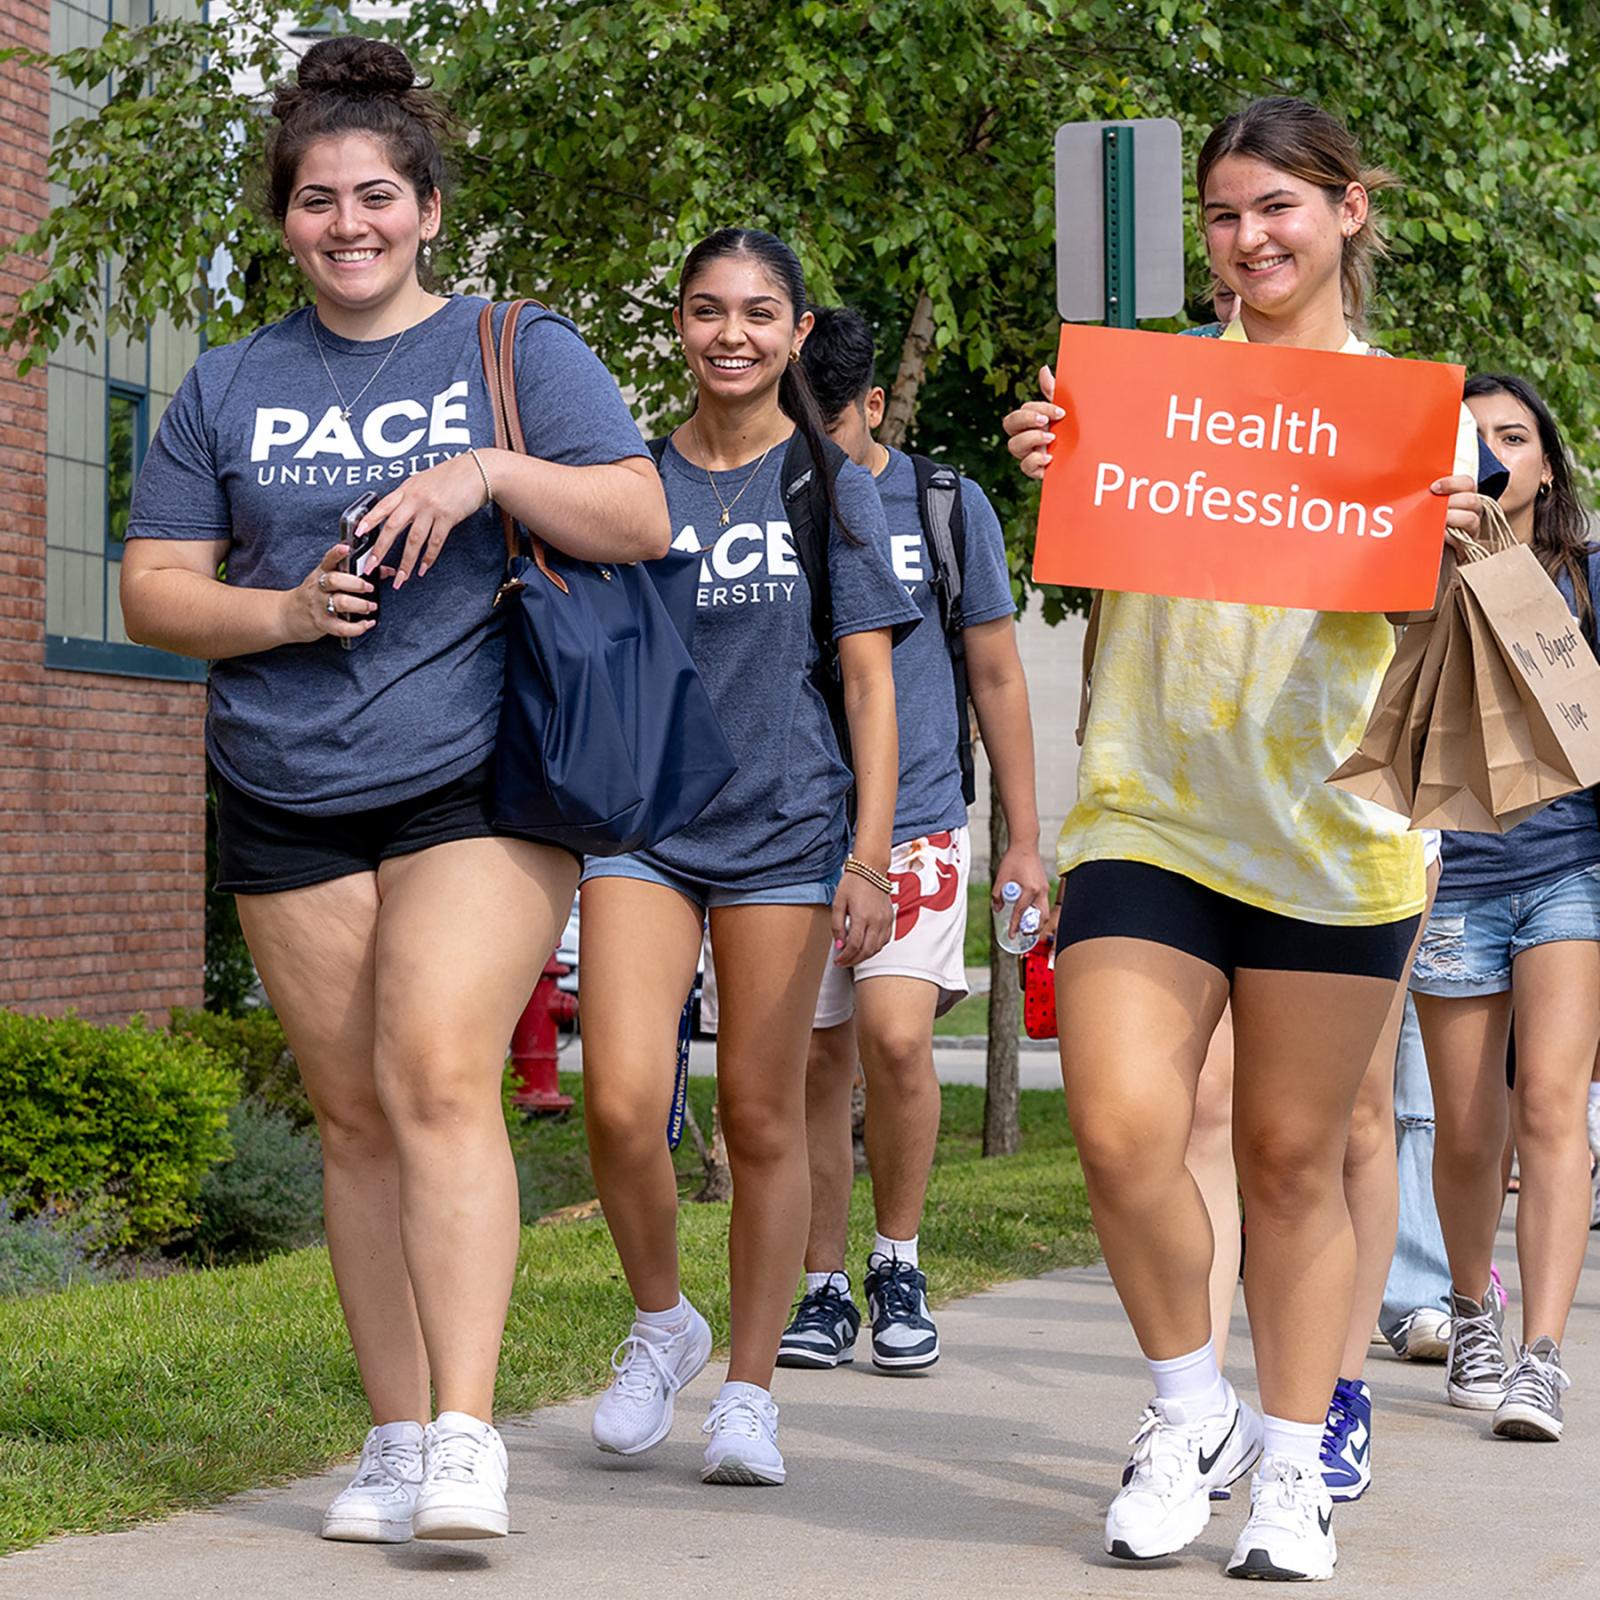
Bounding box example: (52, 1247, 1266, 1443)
(5, 1212, 1596, 1599)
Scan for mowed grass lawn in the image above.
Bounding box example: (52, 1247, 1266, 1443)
(0, 1076, 1091, 1555)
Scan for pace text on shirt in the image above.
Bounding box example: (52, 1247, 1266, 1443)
(1032, 324, 1465, 612)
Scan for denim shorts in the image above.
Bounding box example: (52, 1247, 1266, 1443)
(1409, 862, 1600, 998)
(580, 852, 841, 911)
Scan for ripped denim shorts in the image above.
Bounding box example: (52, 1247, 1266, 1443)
(1409, 861, 1600, 998)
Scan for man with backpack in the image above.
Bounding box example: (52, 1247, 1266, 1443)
(720, 305, 1048, 1372)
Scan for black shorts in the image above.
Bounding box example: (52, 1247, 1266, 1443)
(214, 759, 578, 896)
(1057, 860, 1420, 982)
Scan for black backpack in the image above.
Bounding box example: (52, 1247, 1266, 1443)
(648, 433, 974, 805)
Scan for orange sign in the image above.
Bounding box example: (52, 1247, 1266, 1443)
(1032, 324, 1466, 611)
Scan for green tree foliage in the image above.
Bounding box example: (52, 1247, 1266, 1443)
(7, 2, 1600, 618)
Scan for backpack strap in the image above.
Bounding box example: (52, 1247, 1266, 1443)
(781, 430, 854, 790)
(911, 453, 976, 805)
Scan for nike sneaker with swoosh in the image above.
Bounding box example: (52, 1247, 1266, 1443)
(1226, 1454, 1337, 1581)
(1319, 1377, 1372, 1503)
(1105, 1383, 1264, 1562)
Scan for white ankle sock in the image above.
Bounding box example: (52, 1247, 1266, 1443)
(806, 1270, 852, 1297)
(1260, 1414, 1324, 1473)
(1147, 1340, 1229, 1417)
(636, 1295, 689, 1335)
(717, 1379, 771, 1408)
(872, 1232, 918, 1268)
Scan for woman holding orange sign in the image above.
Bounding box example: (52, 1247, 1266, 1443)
(1004, 96, 1479, 1582)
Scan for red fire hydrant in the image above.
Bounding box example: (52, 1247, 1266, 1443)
(509, 956, 578, 1113)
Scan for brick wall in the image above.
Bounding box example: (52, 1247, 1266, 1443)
(1, 8, 206, 1024)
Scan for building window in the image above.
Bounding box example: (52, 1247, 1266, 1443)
(106, 383, 147, 552)
(43, 0, 204, 683)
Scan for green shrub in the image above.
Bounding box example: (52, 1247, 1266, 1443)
(168, 1007, 312, 1130)
(0, 1198, 108, 1298)
(0, 1012, 237, 1252)
(189, 1100, 324, 1263)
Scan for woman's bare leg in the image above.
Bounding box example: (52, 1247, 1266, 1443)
(1231, 968, 1398, 1424)
(372, 837, 577, 1419)
(1413, 991, 1515, 1300)
(1507, 939, 1600, 1344)
(1186, 1006, 1240, 1368)
(709, 903, 833, 1385)
(1057, 938, 1228, 1359)
(577, 877, 703, 1313)
(238, 876, 429, 1424)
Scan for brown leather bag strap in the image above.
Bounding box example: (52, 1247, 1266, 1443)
(477, 298, 567, 592)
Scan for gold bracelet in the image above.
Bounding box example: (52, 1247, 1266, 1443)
(843, 856, 893, 895)
(466, 446, 493, 508)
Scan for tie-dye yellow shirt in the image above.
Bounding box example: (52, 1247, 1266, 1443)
(1057, 325, 1478, 926)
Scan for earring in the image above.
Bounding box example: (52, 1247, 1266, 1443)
(422, 241, 433, 264)
(286, 251, 296, 265)
(789, 349, 800, 364)
(1539, 482, 1552, 498)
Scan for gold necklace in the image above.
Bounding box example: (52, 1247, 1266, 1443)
(692, 416, 777, 526)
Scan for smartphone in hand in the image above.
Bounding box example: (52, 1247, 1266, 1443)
(336, 492, 381, 652)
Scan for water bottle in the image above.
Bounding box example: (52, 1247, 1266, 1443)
(994, 881, 1041, 956)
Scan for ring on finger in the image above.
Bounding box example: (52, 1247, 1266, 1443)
(326, 598, 337, 616)
(317, 572, 329, 591)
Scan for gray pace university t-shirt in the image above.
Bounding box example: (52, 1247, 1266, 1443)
(637, 437, 920, 892)
(126, 297, 648, 813)
(872, 447, 1015, 840)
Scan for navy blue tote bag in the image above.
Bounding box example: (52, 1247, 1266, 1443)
(478, 301, 735, 855)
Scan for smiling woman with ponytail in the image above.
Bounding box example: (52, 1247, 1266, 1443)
(577, 227, 919, 1489)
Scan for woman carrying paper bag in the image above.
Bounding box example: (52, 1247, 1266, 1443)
(1003, 95, 1479, 1581)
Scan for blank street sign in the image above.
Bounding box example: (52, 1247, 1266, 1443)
(1056, 118, 1186, 323)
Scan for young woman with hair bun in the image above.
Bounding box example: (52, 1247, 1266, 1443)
(1004, 96, 1481, 1580)
(120, 34, 666, 1545)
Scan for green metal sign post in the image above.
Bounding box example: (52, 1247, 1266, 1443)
(1101, 125, 1137, 329)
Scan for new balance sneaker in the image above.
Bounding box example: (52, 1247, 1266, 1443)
(1493, 1337, 1570, 1442)
(1319, 1378, 1372, 1503)
(320, 1422, 424, 1543)
(864, 1253, 939, 1371)
(1226, 1455, 1337, 1581)
(1396, 1306, 1451, 1363)
(701, 1385, 785, 1485)
(1447, 1288, 1508, 1409)
(776, 1281, 861, 1369)
(412, 1412, 509, 1540)
(1104, 1384, 1264, 1562)
(591, 1300, 713, 1455)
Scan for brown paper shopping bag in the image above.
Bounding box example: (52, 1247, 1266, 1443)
(1410, 585, 1504, 832)
(1456, 538, 1600, 802)
(1327, 543, 1461, 817)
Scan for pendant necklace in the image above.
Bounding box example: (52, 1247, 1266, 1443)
(693, 415, 776, 526)
(310, 315, 407, 423)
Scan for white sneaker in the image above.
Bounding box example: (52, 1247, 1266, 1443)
(1226, 1455, 1337, 1581)
(412, 1412, 509, 1540)
(320, 1422, 424, 1543)
(701, 1384, 786, 1485)
(1399, 1306, 1451, 1363)
(1586, 1096, 1600, 1162)
(591, 1301, 713, 1455)
(1104, 1384, 1263, 1562)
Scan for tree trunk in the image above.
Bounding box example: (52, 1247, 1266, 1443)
(879, 290, 936, 450)
(696, 1099, 733, 1202)
(983, 773, 1021, 1157)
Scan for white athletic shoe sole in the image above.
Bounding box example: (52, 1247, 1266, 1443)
(1447, 1381, 1504, 1411)
(1492, 1403, 1563, 1442)
(776, 1342, 856, 1370)
(320, 1513, 412, 1543)
(701, 1454, 786, 1486)
(412, 1501, 510, 1540)
(870, 1340, 940, 1372)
